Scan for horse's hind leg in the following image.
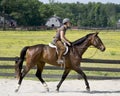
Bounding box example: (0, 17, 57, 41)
(15, 62, 34, 92)
(36, 62, 49, 92)
(74, 67, 90, 91)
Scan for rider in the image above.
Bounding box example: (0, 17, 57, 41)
(52, 18, 72, 64)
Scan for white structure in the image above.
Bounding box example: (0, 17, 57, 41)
(45, 15, 62, 28)
(0, 16, 4, 24)
(117, 19, 120, 28)
(0, 16, 17, 27)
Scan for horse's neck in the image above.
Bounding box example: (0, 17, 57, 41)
(75, 39, 91, 57)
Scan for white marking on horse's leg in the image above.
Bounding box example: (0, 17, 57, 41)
(15, 84, 21, 92)
(43, 83, 49, 92)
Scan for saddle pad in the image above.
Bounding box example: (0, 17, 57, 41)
(49, 43, 68, 55)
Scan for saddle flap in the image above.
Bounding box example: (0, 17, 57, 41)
(49, 43, 69, 55)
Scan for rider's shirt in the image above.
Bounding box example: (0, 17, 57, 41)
(53, 25, 67, 43)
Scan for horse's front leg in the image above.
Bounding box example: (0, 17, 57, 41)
(74, 67, 90, 92)
(56, 68, 71, 92)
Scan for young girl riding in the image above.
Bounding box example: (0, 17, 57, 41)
(52, 18, 72, 64)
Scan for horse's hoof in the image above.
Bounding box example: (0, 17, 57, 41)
(43, 83, 49, 92)
(46, 88, 49, 92)
(15, 89, 18, 93)
(56, 89, 59, 93)
(86, 87, 90, 92)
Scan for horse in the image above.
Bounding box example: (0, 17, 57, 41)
(15, 32, 105, 92)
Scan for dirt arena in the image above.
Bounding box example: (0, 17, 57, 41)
(0, 79, 120, 96)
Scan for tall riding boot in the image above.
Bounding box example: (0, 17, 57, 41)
(57, 50, 64, 64)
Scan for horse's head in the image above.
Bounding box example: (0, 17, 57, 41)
(90, 32, 106, 52)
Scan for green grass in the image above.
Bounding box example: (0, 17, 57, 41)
(0, 30, 120, 80)
(0, 30, 120, 59)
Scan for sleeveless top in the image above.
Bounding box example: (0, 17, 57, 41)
(53, 25, 67, 43)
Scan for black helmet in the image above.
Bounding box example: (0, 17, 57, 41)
(62, 18, 70, 24)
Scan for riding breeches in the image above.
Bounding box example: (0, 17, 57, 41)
(55, 41, 66, 60)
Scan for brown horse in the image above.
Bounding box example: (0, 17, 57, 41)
(15, 32, 105, 92)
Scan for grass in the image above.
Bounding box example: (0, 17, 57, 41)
(0, 30, 120, 80)
(0, 30, 120, 59)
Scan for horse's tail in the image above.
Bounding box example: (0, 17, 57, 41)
(15, 46, 29, 79)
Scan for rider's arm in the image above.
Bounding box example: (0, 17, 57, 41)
(60, 31, 71, 46)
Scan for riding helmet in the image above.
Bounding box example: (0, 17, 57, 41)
(62, 18, 70, 24)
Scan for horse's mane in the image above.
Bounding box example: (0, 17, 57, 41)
(72, 33, 94, 46)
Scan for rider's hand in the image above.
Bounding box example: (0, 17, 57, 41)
(68, 42, 72, 47)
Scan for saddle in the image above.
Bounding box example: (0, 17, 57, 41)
(49, 43, 69, 55)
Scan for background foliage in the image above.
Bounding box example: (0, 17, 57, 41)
(0, 0, 120, 27)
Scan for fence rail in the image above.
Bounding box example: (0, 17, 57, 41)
(0, 57, 120, 64)
(0, 57, 120, 80)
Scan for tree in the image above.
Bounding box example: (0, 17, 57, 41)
(10, 0, 43, 26)
(0, 1, 119, 27)
(0, 0, 44, 26)
(39, 4, 54, 25)
(0, 0, 7, 30)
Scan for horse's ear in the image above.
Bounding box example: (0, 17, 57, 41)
(94, 32, 99, 36)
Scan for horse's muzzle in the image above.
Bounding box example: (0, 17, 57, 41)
(100, 45, 106, 52)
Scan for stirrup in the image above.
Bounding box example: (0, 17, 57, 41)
(57, 59, 64, 64)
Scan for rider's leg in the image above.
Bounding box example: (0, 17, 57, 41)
(56, 41, 65, 64)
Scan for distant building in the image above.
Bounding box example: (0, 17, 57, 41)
(117, 19, 120, 28)
(0, 15, 17, 27)
(45, 15, 62, 28)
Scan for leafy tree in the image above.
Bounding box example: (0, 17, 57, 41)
(0, 0, 120, 27)
(39, 4, 54, 25)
